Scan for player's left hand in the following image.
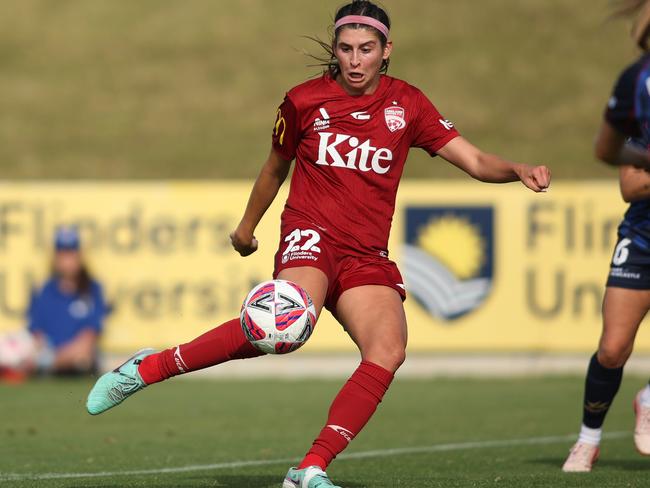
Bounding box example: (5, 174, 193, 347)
(517, 164, 551, 192)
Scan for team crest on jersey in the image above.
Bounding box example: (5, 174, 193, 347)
(384, 106, 406, 132)
(403, 206, 494, 321)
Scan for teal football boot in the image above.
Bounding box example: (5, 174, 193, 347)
(283, 466, 342, 488)
(86, 348, 155, 415)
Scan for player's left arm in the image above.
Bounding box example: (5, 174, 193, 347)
(594, 120, 650, 169)
(619, 164, 650, 202)
(436, 136, 551, 192)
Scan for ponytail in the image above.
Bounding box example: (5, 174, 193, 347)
(613, 0, 650, 50)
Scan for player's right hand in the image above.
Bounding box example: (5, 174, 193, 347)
(230, 226, 259, 257)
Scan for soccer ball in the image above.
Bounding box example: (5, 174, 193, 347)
(240, 280, 317, 354)
(0, 330, 37, 370)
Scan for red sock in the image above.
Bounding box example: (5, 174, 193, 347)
(298, 360, 394, 471)
(137, 318, 264, 384)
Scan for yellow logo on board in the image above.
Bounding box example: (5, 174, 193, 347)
(417, 216, 486, 280)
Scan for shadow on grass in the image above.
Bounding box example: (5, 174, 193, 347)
(529, 457, 650, 472)
(591, 459, 650, 471)
(81, 474, 366, 488)
(211, 474, 364, 487)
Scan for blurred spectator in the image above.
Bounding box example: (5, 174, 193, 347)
(0, 227, 108, 380)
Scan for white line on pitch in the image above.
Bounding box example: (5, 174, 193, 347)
(0, 431, 629, 482)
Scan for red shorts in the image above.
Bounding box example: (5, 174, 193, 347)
(272, 220, 406, 311)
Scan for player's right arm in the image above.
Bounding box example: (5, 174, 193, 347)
(231, 96, 300, 257)
(230, 148, 292, 257)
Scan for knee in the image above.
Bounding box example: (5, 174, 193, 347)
(597, 343, 632, 369)
(363, 343, 406, 374)
(386, 346, 407, 372)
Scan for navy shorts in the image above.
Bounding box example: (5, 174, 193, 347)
(606, 235, 650, 289)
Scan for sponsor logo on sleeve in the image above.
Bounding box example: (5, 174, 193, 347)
(273, 109, 286, 145)
(439, 119, 454, 130)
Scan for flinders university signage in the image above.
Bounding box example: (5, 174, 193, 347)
(0, 181, 647, 353)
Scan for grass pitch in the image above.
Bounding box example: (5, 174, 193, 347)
(1, 375, 649, 487)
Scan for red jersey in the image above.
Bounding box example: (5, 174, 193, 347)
(272, 74, 459, 258)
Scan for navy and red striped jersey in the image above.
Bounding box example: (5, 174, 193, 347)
(606, 53, 650, 248)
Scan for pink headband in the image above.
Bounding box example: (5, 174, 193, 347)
(334, 15, 390, 39)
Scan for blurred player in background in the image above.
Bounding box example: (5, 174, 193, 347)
(86, 1, 550, 486)
(562, 0, 650, 473)
(0, 227, 107, 381)
(28, 226, 107, 375)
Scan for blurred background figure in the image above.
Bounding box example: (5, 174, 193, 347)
(29, 226, 108, 375)
(0, 226, 108, 382)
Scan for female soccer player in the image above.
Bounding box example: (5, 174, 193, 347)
(87, 2, 550, 486)
(562, 0, 650, 473)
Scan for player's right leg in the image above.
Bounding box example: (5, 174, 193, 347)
(85, 316, 261, 415)
(86, 267, 328, 415)
(563, 287, 650, 472)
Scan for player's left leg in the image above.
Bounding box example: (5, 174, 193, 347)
(597, 288, 650, 456)
(295, 285, 406, 474)
(563, 286, 650, 471)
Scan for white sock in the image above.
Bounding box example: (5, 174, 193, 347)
(578, 424, 602, 446)
(640, 384, 650, 407)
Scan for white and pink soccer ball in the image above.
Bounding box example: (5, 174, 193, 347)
(0, 329, 37, 370)
(240, 280, 317, 354)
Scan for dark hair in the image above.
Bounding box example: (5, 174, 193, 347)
(51, 259, 94, 295)
(308, 1, 391, 77)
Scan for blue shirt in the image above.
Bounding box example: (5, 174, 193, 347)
(28, 278, 107, 349)
(606, 53, 650, 248)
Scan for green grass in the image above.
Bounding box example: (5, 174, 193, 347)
(1, 375, 649, 487)
(0, 0, 638, 179)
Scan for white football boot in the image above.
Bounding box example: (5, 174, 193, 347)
(562, 442, 600, 472)
(283, 466, 341, 488)
(633, 391, 650, 455)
